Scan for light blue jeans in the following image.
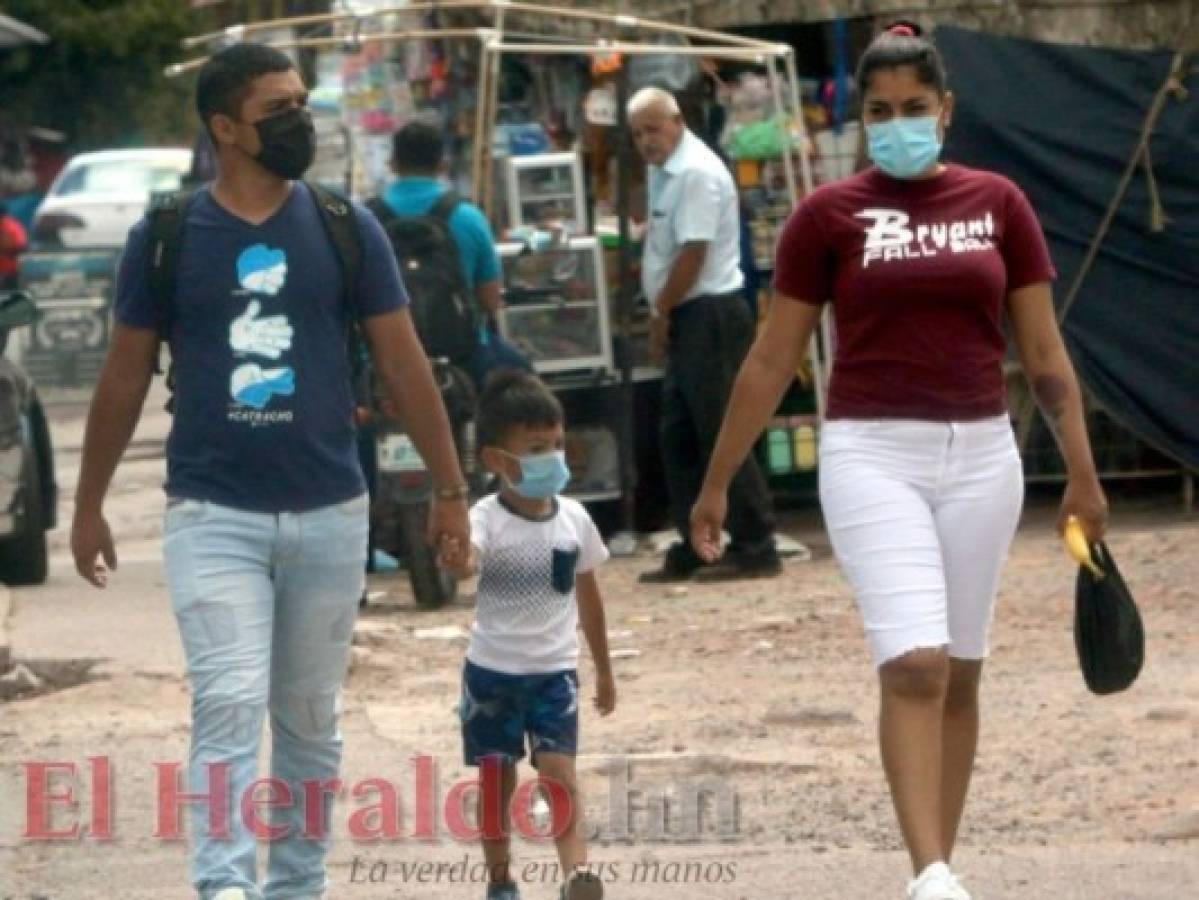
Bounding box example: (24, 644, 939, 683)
(164, 493, 369, 900)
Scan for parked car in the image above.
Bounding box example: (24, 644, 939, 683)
(0, 290, 56, 585)
(31, 148, 191, 249)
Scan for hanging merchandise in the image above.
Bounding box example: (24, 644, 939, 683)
(627, 37, 699, 92)
(429, 55, 451, 101)
(585, 85, 618, 127)
(592, 52, 623, 77)
(720, 73, 777, 158)
(727, 115, 790, 160)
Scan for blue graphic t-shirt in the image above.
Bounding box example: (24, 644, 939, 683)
(115, 184, 408, 512)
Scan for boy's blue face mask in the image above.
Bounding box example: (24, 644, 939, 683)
(504, 450, 571, 500)
(866, 115, 943, 180)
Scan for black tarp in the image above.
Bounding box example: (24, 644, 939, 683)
(938, 26, 1199, 469)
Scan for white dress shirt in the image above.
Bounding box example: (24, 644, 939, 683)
(641, 128, 745, 309)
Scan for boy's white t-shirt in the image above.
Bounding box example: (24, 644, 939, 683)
(467, 494, 609, 675)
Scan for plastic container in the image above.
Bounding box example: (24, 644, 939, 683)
(792, 424, 818, 470)
(766, 427, 793, 474)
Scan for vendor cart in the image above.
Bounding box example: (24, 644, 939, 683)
(169, 1, 828, 536)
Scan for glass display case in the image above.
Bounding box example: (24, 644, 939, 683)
(505, 151, 588, 234)
(497, 236, 613, 375)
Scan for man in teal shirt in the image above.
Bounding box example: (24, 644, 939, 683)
(383, 122, 504, 320)
(381, 122, 531, 383)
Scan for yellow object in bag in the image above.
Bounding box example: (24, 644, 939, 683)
(1063, 515, 1103, 579)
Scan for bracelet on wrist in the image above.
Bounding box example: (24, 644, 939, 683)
(434, 484, 471, 501)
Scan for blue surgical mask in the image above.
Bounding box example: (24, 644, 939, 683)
(505, 450, 571, 500)
(866, 116, 943, 180)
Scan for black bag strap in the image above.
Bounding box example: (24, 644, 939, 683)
(429, 190, 461, 223)
(145, 189, 198, 409)
(146, 188, 198, 349)
(365, 195, 397, 228)
(304, 181, 370, 409)
(366, 190, 459, 227)
(304, 180, 363, 311)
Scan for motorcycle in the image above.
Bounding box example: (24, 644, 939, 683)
(366, 358, 480, 609)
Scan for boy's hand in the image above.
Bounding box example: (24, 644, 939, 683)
(594, 671, 616, 716)
(437, 536, 476, 578)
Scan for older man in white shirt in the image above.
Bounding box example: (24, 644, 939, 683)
(629, 87, 779, 583)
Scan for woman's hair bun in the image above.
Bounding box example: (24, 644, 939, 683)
(886, 19, 923, 38)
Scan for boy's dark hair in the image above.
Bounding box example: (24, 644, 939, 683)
(856, 20, 947, 98)
(196, 43, 295, 132)
(392, 121, 444, 174)
(477, 370, 563, 450)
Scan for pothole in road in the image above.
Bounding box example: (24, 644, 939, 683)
(0, 658, 106, 703)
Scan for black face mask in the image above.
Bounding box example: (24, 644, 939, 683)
(252, 108, 315, 180)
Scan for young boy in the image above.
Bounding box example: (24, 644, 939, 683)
(442, 371, 615, 900)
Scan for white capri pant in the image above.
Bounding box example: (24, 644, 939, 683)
(818, 415, 1024, 667)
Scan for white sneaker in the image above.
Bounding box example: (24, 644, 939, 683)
(212, 890, 249, 900)
(907, 862, 971, 900)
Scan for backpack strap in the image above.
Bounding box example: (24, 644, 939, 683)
(305, 181, 363, 310)
(365, 195, 397, 228)
(145, 189, 197, 411)
(429, 190, 461, 223)
(304, 181, 369, 407)
(146, 188, 198, 348)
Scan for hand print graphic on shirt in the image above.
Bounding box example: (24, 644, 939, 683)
(237, 244, 289, 295)
(229, 245, 295, 413)
(231, 363, 295, 410)
(230, 299, 293, 360)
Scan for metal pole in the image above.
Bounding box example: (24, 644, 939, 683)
(170, 35, 790, 78)
(166, 28, 487, 75)
(471, 36, 492, 206)
(784, 49, 816, 197)
(783, 48, 828, 422)
(614, 59, 637, 537)
(481, 9, 506, 221)
(765, 56, 797, 208)
(184, 1, 779, 53)
(487, 42, 777, 59)
(497, 1, 774, 49)
(184, 1, 489, 48)
(765, 53, 825, 426)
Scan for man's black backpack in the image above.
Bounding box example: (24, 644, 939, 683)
(366, 192, 477, 366)
(145, 181, 367, 410)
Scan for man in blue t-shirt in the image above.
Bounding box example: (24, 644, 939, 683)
(381, 121, 531, 383)
(70, 44, 470, 900)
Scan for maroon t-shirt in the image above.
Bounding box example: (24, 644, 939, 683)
(774, 164, 1056, 421)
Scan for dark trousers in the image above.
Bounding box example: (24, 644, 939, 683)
(661, 291, 775, 558)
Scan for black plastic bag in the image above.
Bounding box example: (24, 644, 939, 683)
(1074, 542, 1145, 695)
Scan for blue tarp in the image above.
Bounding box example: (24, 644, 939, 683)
(939, 26, 1199, 469)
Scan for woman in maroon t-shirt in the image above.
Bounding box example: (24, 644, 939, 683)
(691, 22, 1108, 900)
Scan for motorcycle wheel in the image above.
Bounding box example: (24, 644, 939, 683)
(398, 502, 458, 609)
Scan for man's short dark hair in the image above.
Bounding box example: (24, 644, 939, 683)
(392, 122, 444, 174)
(477, 370, 563, 450)
(196, 43, 295, 131)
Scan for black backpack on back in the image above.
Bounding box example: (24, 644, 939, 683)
(366, 192, 477, 366)
(145, 181, 366, 411)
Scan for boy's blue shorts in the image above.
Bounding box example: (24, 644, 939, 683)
(460, 660, 579, 767)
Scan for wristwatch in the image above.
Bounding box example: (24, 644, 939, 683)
(434, 484, 471, 501)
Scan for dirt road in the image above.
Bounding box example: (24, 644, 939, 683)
(2, 387, 1196, 899)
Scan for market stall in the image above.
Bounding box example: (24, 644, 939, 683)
(170, 1, 826, 532)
